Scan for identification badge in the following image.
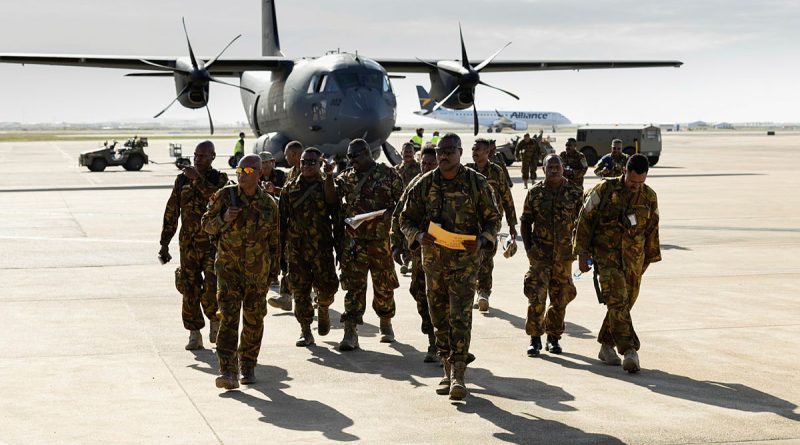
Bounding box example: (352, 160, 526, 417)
(627, 214, 637, 226)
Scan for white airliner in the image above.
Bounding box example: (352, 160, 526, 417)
(414, 85, 571, 133)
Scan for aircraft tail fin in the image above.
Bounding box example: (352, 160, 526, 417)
(416, 85, 436, 113)
(262, 0, 283, 57)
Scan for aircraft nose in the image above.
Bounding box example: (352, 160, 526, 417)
(341, 89, 394, 141)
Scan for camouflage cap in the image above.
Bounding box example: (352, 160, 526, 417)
(258, 151, 275, 162)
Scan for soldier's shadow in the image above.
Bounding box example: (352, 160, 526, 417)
(307, 340, 441, 388)
(543, 352, 800, 422)
(468, 366, 576, 412)
(188, 351, 359, 441)
(456, 395, 625, 445)
(484, 307, 595, 339)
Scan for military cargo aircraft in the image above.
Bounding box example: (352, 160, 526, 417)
(0, 0, 682, 166)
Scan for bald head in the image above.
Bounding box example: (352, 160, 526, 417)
(194, 140, 216, 171)
(239, 154, 262, 170)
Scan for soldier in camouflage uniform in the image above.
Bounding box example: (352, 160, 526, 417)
(280, 147, 340, 347)
(259, 151, 287, 196)
(268, 140, 304, 312)
(574, 154, 661, 374)
(201, 155, 280, 389)
(334, 138, 404, 351)
(520, 155, 583, 357)
(488, 139, 513, 189)
(394, 142, 422, 275)
(391, 147, 439, 363)
(594, 139, 629, 178)
(159, 141, 228, 350)
(515, 131, 544, 188)
(466, 138, 517, 313)
(560, 138, 589, 189)
(399, 133, 501, 401)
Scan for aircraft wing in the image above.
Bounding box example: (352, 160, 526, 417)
(0, 53, 293, 74)
(376, 59, 683, 73)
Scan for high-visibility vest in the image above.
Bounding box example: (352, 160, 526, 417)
(411, 135, 423, 146)
(234, 139, 244, 154)
(429, 136, 440, 145)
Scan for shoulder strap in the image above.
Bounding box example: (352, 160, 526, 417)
(291, 181, 321, 209)
(347, 163, 378, 204)
(209, 168, 221, 186)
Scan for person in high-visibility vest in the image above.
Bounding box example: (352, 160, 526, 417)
(233, 132, 245, 165)
(428, 131, 440, 146)
(411, 128, 424, 148)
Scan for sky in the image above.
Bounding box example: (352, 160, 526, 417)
(0, 0, 798, 126)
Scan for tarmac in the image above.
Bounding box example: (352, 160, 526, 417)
(0, 131, 798, 444)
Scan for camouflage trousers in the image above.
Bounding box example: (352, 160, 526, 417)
(424, 262, 478, 363)
(179, 238, 219, 331)
(597, 265, 642, 354)
(523, 257, 577, 338)
(340, 237, 399, 324)
(408, 252, 432, 335)
(520, 153, 538, 181)
(215, 267, 268, 374)
(287, 249, 339, 326)
(476, 242, 498, 296)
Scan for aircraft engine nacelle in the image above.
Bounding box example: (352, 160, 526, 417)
(174, 72, 210, 110)
(512, 121, 528, 131)
(428, 70, 473, 110)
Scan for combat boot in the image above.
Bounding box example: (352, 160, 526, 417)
(622, 349, 640, 373)
(296, 324, 315, 347)
(527, 336, 542, 357)
(185, 330, 204, 350)
(523, 180, 528, 189)
(338, 321, 359, 351)
(209, 320, 220, 344)
(215, 371, 239, 390)
(379, 318, 395, 343)
(317, 306, 330, 336)
(598, 344, 622, 366)
(477, 292, 490, 313)
(240, 368, 256, 385)
(268, 292, 293, 311)
(546, 335, 562, 354)
(423, 333, 438, 363)
(436, 361, 452, 395)
(449, 361, 468, 401)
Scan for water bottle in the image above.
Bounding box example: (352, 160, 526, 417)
(572, 259, 593, 280)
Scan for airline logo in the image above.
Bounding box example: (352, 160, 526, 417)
(510, 112, 549, 120)
(420, 97, 433, 108)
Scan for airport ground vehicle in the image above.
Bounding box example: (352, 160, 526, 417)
(495, 136, 556, 166)
(79, 137, 149, 172)
(575, 125, 662, 166)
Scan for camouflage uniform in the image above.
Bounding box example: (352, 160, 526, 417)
(521, 179, 583, 339)
(335, 163, 404, 324)
(395, 160, 421, 187)
(399, 166, 501, 363)
(160, 169, 228, 331)
(466, 162, 517, 298)
(489, 152, 513, 189)
(286, 165, 300, 183)
(280, 175, 339, 326)
(201, 185, 280, 374)
(391, 173, 432, 335)
(261, 168, 287, 195)
(516, 138, 543, 182)
(594, 153, 629, 178)
(560, 150, 589, 189)
(573, 178, 661, 353)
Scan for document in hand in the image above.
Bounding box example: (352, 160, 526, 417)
(344, 209, 387, 230)
(428, 223, 476, 251)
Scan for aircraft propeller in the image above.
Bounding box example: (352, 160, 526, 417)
(421, 24, 519, 135)
(132, 18, 255, 135)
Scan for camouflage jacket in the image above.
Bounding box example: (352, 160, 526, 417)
(560, 150, 588, 182)
(261, 168, 287, 190)
(201, 185, 281, 283)
(390, 172, 425, 251)
(573, 177, 661, 272)
(489, 153, 513, 188)
(395, 160, 422, 187)
(520, 178, 583, 261)
(279, 175, 336, 261)
(335, 162, 404, 241)
(466, 161, 517, 227)
(516, 139, 542, 160)
(287, 165, 300, 183)
(399, 165, 501, 269)
(160, 169, 228, 246)
(594, 153, 629, 178)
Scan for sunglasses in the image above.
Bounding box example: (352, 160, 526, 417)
(301, 159, 318, 166)
(235, 166, 256, 175)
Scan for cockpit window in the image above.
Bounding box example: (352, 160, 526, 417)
(333, 70, 389, 91)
